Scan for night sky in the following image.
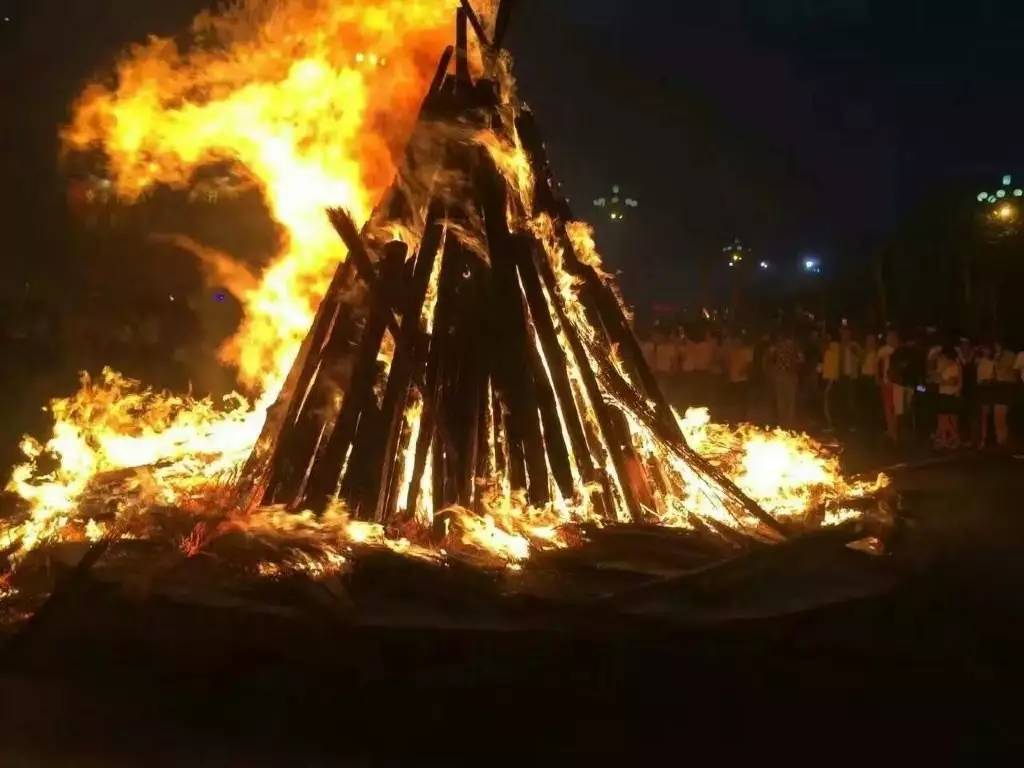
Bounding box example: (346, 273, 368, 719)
(3, 0, 1024, 309)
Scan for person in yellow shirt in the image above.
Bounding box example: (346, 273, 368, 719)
(820, 330, 841, 431)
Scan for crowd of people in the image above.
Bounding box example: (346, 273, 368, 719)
(640, 320, 1024, 451)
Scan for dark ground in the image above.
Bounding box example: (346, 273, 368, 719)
(0, 457, 1022, 764)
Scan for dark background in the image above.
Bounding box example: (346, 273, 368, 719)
(4, 0, 1024, 310)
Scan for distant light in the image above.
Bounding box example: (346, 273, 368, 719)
(759, 260, 769, 270)
(1004, 174, 1013, 186)
(978, 192, 989, 202)
(989, 195, 998, 204)
(1015, 189, 1023, 198)
(169, 295, 176, 302)
(214, 292, 227, 302)
(997, 189, 1007, 198)
(804, 257, 822, 274)
(612, 185, 620, 194)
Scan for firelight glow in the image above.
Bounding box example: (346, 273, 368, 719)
(1, 0, 882, 578)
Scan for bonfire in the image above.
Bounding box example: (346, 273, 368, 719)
(2, 0, 886, 613)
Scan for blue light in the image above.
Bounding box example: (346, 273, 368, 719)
(1004, 174, 1013, 186)
(214, 292, 227, 303)
(803, 257, 822, 274)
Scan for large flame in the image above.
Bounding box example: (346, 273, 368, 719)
(4, 0, 464, 564)
(64, 0, 462, 393)
(3, 0, 882, 581)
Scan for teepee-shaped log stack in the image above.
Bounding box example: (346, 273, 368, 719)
(238, 2, 785, 540)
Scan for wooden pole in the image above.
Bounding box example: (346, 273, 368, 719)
(455, 7, 470, 87)
(459, 0, 491, 48)
(304, 242, 406, 513)
(370, 208, 446, 521)
(493, 0, 517, 50)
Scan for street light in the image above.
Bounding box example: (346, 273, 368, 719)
(803, 256, 822, 274)
(996, 202, 1017, 222)
(593, 184, 639, 223)
(976, 173, 1022, 240)
(723, 238, 747, 268)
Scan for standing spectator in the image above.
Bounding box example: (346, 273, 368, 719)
(859, 331, 879, 429)
(653, 327, 680, 407)
(686, 326, 715, 408)
(889, 333, 924, 442)
(992, 339, 1017, 448)
(957, 337, 976, 445)
(922, 330, 943, 439)
(772, 327, 804, 428)
(722, 329, 755, 422)
(707, 328, 724, 412)
(877, 330, 899, 442)
(934, 346, 963, 450)
(820, 330, 841, 431)
(752, 330, 775, 426)
(975, 343, 995, 449)
(838, 325, 863, 430)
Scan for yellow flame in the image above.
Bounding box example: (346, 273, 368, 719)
(2, 0, 882, 579)
(64, 0, 458, 394)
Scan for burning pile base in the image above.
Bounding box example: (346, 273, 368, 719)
(3, 2, 888, 629)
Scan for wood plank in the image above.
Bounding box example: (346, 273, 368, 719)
(513, 238, 575, 500)
(455, 7, 470, 87)
(493, 0, 518, 50)
(303, 243, 406, 513)
(459, 0, 491, 48)
(370, 207, 446, 522)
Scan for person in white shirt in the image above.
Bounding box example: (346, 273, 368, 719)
(837, 325, 862, 431)
(975, 343, 995, 448)
(876, 330, 899, 442)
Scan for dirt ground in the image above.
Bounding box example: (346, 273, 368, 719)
(0, 457, 1022, 763)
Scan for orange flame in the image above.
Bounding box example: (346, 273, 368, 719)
(64, 0, 461, 394)
(2, 0, 882, 580)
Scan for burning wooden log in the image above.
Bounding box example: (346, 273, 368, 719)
(241, 3, 787, 546)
